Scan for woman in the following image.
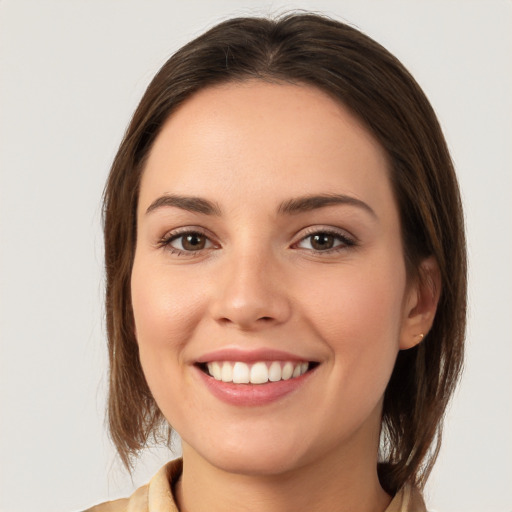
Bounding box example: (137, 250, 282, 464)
(87, 12, 466, 512)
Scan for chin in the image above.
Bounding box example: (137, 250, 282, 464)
(186, 431, 312, 477)
(209, 450, 306, 477)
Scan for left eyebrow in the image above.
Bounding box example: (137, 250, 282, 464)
(278, 194, 377, 218)
(145, 194, 222, 216)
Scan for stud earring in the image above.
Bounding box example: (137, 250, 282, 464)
(415, 333, 425, 341)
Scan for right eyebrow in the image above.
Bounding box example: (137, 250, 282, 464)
(278, 193, 377, 218)
(145, 194, 222, 216)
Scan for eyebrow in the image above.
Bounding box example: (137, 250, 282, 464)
(278, 194, 376, 218)
(145, 192, 376, 218)
(146, 194, 222, 216)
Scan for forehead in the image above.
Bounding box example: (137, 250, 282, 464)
(140, 81, 394, 217)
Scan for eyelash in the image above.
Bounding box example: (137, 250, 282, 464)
(293, 228, 356, 254)
(157, 227, 357, 257)
(157, 228, 214, 257)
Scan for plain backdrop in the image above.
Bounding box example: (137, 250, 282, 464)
(0, 1, 511, 511)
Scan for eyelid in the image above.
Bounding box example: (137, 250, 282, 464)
(155, 225, 356, 256)
(157, 226, 220, 255)
(169, 233, 214, 250)
(292, 225, 357, 251)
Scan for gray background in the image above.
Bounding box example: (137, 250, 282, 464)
(1, 1, 511, 511)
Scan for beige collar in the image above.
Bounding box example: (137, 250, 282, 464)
(85, 458, 426, 512)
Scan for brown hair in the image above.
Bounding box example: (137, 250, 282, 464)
(103, 12, 466, 494)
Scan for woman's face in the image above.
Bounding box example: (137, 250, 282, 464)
(131, 81, 419, 475)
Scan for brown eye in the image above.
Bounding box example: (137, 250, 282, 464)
(310, 233, 335, 250)
(182, 233, 206, 250)
(296, 231, 354, 252)
(169, 232, 212, 252)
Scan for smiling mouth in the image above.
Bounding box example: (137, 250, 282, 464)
(197, 360, 319, 385)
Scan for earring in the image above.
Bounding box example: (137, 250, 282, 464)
(415, 333, 425, 341)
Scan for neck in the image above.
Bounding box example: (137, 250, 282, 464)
(174, 433, 391, 512)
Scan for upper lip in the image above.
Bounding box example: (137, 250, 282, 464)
(195, 347, 316, 364)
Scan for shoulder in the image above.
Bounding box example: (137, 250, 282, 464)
(82, 483, 148, 512)
(386, 484, 427, 512)
(82, 458, 182, 512)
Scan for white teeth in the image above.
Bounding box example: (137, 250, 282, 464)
(268, 361, 282, 382)
(282, 362, 294, 380)
(205, 360, 311, 384)
(232, 362, 250, 383)
(250, 362, 269, 384)
(207, 362, 222, 380)
(221, 362, 233, 382)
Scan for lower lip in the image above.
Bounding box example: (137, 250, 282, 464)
(195, 366, 315, 406)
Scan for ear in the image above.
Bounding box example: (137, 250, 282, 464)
(399, 256, 441, 350)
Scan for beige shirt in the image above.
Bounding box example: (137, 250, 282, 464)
(84, 458, 426, 512)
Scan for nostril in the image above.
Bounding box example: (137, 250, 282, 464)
(217, 317, 241, 327)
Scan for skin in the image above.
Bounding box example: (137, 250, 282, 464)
(131, 81, 439, 512)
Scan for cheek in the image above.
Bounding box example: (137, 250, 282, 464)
(130, 259, 210, 425)
(131, 261, 204, 350)
(300, 262, 406, 392)
(303, 262, 406, 339)
(130, 257, 208, 408)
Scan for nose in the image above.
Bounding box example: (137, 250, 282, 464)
(209, 249, 292, 331)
